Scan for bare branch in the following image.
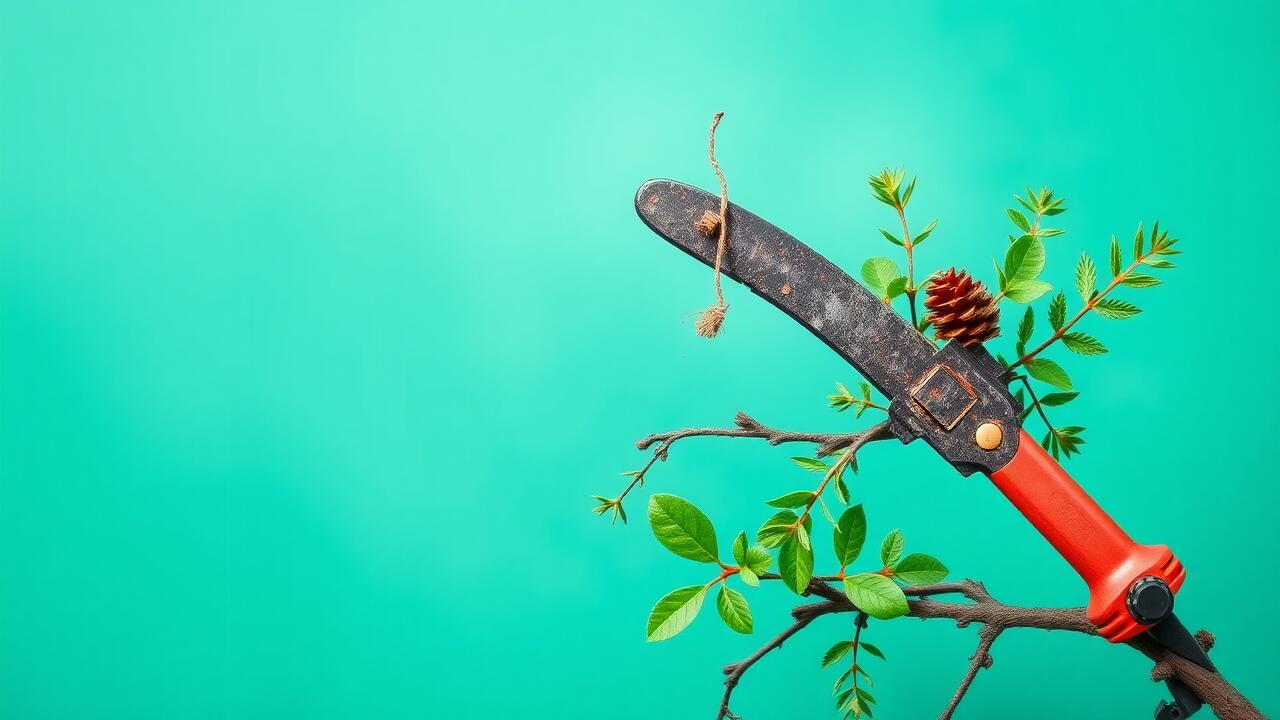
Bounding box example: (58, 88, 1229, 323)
(715, 578, 1262, 720)
(606, 416, 893, 513)
(716, 600, 831, 720)
(636, 414, 891, 457)
(1129, 633, 1264, 720)
(938, 625, 1000, 720)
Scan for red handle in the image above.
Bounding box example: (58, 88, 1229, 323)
(986, 430, 1184, 642)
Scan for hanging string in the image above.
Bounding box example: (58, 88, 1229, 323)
(694, 111, 730, 338)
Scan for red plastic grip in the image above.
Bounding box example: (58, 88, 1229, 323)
(986, 430, 1184, 642)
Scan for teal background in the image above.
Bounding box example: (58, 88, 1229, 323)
(2, 2, 1277, 718)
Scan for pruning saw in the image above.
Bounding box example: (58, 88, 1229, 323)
(634, 179, 1215, 720)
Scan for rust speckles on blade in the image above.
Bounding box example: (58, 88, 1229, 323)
(634, 178, 937, 400)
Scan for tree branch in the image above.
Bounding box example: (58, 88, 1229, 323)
(637, 413, 891, 458)
(613, 414, 1261, 719)
(717, 578, 1263, 720)
(605, 415, 893, 514)
(717, 599, 832, 720)
(938, 625, 1000, 720)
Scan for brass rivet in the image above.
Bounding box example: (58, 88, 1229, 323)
(975, 422, 1002, 450)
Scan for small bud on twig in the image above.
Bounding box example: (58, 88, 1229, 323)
(1195, 630, 1216, 652)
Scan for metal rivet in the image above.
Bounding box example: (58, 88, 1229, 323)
(975, 422, 1002, 450)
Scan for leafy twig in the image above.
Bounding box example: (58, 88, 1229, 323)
(595, 414, 893, 522)
(827, 382, 887, 417)
(1009, 222, 1178, 370)
(868, 169, 937, 328)
(792, 444, 862, 534)
(717, 578, 1262, 720)
(1010, 375, 1084, 459)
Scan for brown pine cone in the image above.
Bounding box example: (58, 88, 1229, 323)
(923, 268, 1000, 346)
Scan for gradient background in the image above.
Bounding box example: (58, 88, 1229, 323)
(2, 2, 1277, 718)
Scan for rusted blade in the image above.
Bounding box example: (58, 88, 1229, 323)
(635, 178, 936, 401)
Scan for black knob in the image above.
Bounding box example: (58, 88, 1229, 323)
(1127, 576, 1174, 625)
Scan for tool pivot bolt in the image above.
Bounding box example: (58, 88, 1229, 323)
(1127, 576, 1174, 625)
(975, 422, 1002, 450)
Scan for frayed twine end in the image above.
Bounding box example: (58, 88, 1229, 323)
(695, 303, 728, 338)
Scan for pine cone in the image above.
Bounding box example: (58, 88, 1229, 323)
(924, 268, 1000, 346)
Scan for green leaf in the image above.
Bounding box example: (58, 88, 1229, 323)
(1055, 425, 1087, 458)
(1110, 236, 1122, 276)
(757, 510, 800, 548)
(1007, 208, 1031, 232)
(842, 573, 910, 619)
(868, 169, 903, 207)
(880, 529, 904, 566)
(767, 490, 816, 509)
(879, 229, 903, 247)
(893, 553, 949, 585)
(795, 522, 812, 551)
(1061, 332, 1108, 355)
(792, 456, 830, 472)
(885, 276, 908, 300)
(993, 259, 1007, 291)
(1048, 291, 1066, 331)
(822, 641, 854, 667)
(733, 535, 772, 580)
(1004, 278, 1052, 303)
(1142, 257, 1176, 269)
(1093, 298, 1141, 319)
(1026, 358, 1072, 389)
(779, 535, 814, 595)
(1017, 307, 1034, 344)
(913, 219, 938, 245)
(743, 545, 771, 575)
(1039, 391, 1079, 407)
(1120, 273, 1161, 288)
(833, 504, 867, 568)
(833, 669, 852, 695)
(834, 474, 851, 505)
(717, 586, 752, 634)
(1004, 235, 1046, 282)
(861, 257, 901, 293)
(1133, 222, 1145, 260)
(857, 687, 876, 706)
(648, 494, 718, 563)
(1075, 253, 1096, 302)
(732, 531, 749, 566)
(646, 585, 707, 641)
(858, 641, 886, 660)
(818, 497, 836, 525)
